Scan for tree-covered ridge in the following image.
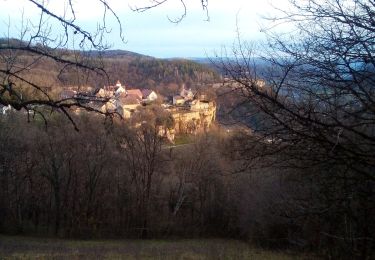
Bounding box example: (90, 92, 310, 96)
(130, 58, 219, 81)
(124, 58, 220, 87)
(0, 38, 220, 92)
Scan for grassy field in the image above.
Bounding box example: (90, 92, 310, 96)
(0, 235, 317, 259)
(173, 134, 193, 145)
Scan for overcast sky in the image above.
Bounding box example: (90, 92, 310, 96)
(0, 0, 290, 58)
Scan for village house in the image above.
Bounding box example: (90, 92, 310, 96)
(117, 93, 141, 108)
(91, 80, 160, 118)
(142, 89, 158, 102)
(172, 85, 195, 105)
(96, 80, 158, 104)
(126, 89, 143, 100)
(180, 85, 194, 100)
(116, 92, 141, 118)
(114, 80, 126, 96)
(173, 95, 185, 105)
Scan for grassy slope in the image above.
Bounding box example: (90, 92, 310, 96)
(0, 235, 317, 259)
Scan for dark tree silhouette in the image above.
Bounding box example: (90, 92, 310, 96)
(219, 0, 375, 258)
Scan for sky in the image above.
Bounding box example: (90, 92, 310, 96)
(0, 0, 290, 58)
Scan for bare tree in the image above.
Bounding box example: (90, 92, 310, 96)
(130, 0, 209, 23)
(112, 111, 165, 237)
(219, 0, 375, 258)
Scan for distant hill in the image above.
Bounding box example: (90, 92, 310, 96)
(188, 56, 271, 67)
(0, 38, 151, 60)
(86, 49, 153, 60)
(0, 38, 221, 96)
(187, 57, 216, 64)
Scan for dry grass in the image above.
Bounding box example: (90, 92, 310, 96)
(0, 235, 318, 259)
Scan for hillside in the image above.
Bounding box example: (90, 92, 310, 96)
(86, 49, 153, 60)
(0, 38, 221, 97)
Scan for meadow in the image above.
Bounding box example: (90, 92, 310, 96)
(0, 235, 316, 259)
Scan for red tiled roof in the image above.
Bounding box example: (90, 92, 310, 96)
(118, 95, 140, 105)
(141, 89, 153, 97)
(126, 89, 143, 100)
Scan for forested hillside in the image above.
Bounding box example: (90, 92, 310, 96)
(0, 38, 220, 96)
(100, 57, 220, 96)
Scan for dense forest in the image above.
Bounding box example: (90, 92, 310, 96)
(0, 111, 341, 252)
(0, 112, 258, 240)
